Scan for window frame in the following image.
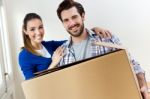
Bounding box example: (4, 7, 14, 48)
(0, 0, 15, 98)
(0, 27, 7, 99)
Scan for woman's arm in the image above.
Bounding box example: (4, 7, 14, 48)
(19, 53, 35, 80)
(91, 27, 112, 39)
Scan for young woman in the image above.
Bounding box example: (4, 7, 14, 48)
(19, 13, 111, 80)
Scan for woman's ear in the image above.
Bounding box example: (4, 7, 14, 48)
(23, 29, 28, 35)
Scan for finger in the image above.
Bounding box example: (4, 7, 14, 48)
(103, 31, 108, 38)
(105, 32, 111, 39)
(106, 30, 112, 39)
(101, 29, 110, 38)
(98, 32, 104, 38)
(55, 46, 62, 54)
(54, 48, 59, 54)
(59, 46, 65, 52)
(57, 47, 64, 55)
(61, 46, 65, 51)
(60, 53, 65, 59)
(58, 46, 64, 52)
(56, 46, 62, 51)
(60, 53, 64, 57)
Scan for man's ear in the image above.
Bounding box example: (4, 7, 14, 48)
(81, 13, 85, 21)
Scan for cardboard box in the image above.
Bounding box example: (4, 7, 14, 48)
(22, 49, 142, 99)
(148, 82, 150, 93)
(148, 82, 150, 88)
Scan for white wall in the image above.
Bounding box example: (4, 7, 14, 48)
(3, 0, 150, 99)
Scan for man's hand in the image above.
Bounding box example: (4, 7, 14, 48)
(136, 73, 150, 99)
(91, 27, 112, 39)
(141, 86, 150, 99)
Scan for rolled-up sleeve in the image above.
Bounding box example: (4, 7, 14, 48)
(111, 34, 145, 74)
(131, 59, 145, 74)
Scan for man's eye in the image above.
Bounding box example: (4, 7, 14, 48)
(63, 19, 68, 23)
(39, 26, 43, 29)
(72, 15, 78, 19)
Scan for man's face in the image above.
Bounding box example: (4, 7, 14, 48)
(61, 7, 85, 37)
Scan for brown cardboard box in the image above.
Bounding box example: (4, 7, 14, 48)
(148, 82, 150, 93)
(148, 82, 150, 88)
(22, 49, 142, 99)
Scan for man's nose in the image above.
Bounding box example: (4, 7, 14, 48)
(68, 20, 76, 27)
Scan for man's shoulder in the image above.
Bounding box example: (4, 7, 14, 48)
(61, 40, 70, 48)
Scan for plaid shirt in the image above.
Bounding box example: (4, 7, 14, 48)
(59, 29, 144, 74)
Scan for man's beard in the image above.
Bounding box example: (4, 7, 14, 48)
(67, 23, 84, 37)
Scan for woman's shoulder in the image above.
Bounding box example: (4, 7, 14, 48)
(42, 40, 66, 45)
(19, 48, 34, 60)
(42, 40, 66, 50)
(19, 48, 28, 56)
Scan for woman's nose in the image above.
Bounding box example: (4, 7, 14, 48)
(35, 29, 41, 34)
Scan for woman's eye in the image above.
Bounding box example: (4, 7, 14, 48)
(30, 28, 35, 31)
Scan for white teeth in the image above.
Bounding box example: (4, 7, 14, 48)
(36, 36, 42, 39)
(71, 26, 78, 30)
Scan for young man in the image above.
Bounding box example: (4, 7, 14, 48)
(56, 0, 149, 98)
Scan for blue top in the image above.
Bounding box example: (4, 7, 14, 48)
(19, 40, 66, 80)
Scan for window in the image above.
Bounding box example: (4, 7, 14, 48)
(0, 2, 7, 98)
(0, 0, 15, 98)
(0, 36, 7, 98)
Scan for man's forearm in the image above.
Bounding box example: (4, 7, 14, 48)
(136, 72, 149, 97)
(136, 72, 148, 89)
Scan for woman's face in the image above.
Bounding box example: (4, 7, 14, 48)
(24, 18, 44, 46)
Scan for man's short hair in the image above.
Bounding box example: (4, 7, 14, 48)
(57, 0, 85, 21)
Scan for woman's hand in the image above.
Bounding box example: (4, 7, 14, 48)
(92, 27, 112, 39)
(48, 46, 64, 69)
